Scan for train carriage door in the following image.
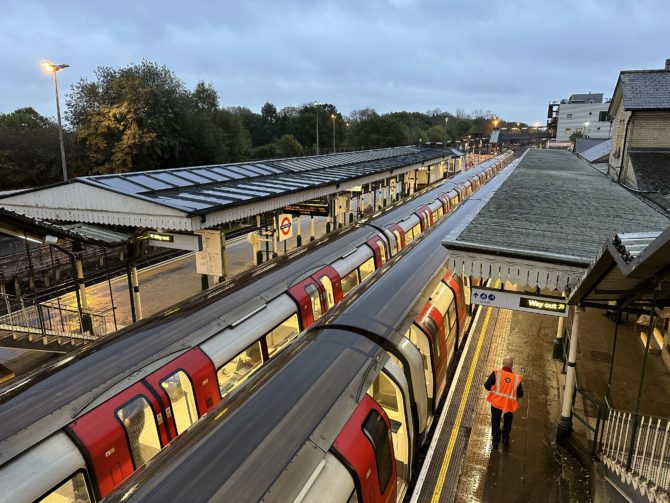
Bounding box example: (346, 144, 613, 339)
(438, 194, 449, 214)
(142, 347, 219, 440)
(388, 224, 405, 250)
(310, 264, 343, 309)
(414, 206, 431, 231)
(366, 236, 388, 268)
(415, 304, 448, 403)
(332, 396, 397, 503)
(68, 381, 171, 497)
(367, 362, 413, 502)
(405, 323, 436, 413)
(287, 278, 326, 329)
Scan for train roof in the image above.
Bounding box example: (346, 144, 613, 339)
(104, 328, 384, 502)
(0, 157, 501, 466)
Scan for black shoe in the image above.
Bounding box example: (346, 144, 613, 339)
(502, 437, 510, 446)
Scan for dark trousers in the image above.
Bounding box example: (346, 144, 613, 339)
(491, 406, 513, 443)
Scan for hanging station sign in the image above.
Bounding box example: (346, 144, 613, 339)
(470, 286, 568, 317)
(146, 232, 202, 252)
(283, 202, 329, 216)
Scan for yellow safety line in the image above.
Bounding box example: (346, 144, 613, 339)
(430, 304, 494, 502)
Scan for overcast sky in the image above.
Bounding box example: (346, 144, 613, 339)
(1, 0, 668, 125)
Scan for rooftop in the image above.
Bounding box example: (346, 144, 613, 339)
(616, 69, 670, 110)
(442, 149, 669, 291)
(0, 147, 454, 231)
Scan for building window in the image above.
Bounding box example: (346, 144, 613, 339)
(599, 111, 608, 121)
(589, 112, 593, 115)
(565, 128, 571, 132)
(566, 113, 573, 119)
(597, 127, 601, 130)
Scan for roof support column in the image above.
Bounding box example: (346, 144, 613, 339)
(626, 305, 656, 470)
(74, 253, 88, 310)
(125, 242, 141, 322)
(309, 215, 315, 242)
(557, 305, 584, 442)
(552, 294, 567, 359)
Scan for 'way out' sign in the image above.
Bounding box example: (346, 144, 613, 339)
(470, 286, 568, 317)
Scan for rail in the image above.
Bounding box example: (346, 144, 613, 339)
(0, 293, 107, 343)
(600, 396, 670, 500)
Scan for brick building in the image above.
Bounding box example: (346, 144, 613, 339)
(608, 60, 670, 211)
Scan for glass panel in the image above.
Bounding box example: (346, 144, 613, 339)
(377, 240, 387, 264)
(359, 258, 375, 281)
(435, 207, 443, 220)
(40, 472, 91, 503)
(319, 276, 335, 310)
(431, 282, 455, 316)
(412, 224, 422, 238)
(393, 231, 402, 249)
(405, 229, 414, 245)
(216, 342, 263, 397)
(369, 373, 398, 412)
(341, 270, 359, 297)
(449, 301, 457, 329)
(406, 324, 434, 401)
(161, 371, 198, 435)
(305, 283, 323, 320)
(266, 314, 300, 356)
(117, 397, 161, 469)
(347, 490, 359, 503)
(363, 410, 394, 494)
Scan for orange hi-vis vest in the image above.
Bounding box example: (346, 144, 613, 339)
(486, 369, 523, 413)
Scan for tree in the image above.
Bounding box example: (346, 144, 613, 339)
(273, 134, 303, 157)
(67, 60, 192, 172)
(569, 131, 583, 143)
(0, 107, 52, 130)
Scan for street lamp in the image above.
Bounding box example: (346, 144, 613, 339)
(584, 121, 590, 138)
(313, 101, 320, 155)
(492, 117, 499, 128)
(42, 61, 69, 181)
(444, 117, 449, 149)
(331, 114, 336, 153)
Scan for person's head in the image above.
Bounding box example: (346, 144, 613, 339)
(502, 356, 513, 368)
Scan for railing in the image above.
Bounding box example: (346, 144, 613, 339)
(0, 293, 107, 343)
(600, 397, 670, 500)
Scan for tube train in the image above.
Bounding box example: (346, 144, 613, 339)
(0, 152, 512, 502)
(104, 183, 493, 503)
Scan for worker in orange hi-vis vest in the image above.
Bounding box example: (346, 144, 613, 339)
(484, 356, 523, 449)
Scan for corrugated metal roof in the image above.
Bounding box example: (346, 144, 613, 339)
(579, 139, 611, 163)
(74, 147, 444, 214)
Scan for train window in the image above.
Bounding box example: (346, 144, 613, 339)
(161, 371, 198, 435)
(359, 258, 375, 281)
(117, 397, 161, 469)
(412, 224, 421, 239)
(362, 410, 394, 494)
(346, 489, 359, 503)
(217, 342, 263, 397)
(266, 314, 300, 356)
(369, 373, 398, 411)
(319, 276, 335, 310)
(341, 270, 359, 296)
(39, 471, 91, 503)
(377, 240, 387, 264)
(305, 283, 323, 320)
(430, 282, 455, 317)
(434, 206, 443, 220)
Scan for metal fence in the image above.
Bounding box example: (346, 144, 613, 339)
(600, 398, 670, 499)
(0, 293, 107, 343)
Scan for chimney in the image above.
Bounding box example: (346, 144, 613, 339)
(666, 59, 670, 70)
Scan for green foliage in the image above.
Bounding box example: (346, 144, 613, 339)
(0, 107, 52, 130)
(569, 131, 584, 143)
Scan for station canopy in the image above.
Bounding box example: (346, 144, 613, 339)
(442, 149, 669, 292)
(0, 147, 454, 232)
(568, 229, 670, 311)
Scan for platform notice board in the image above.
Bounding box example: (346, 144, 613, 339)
(470, 286, 568, 317)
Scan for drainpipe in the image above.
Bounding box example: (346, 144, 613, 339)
(616, 115, 632, 184)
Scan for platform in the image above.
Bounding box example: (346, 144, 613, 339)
(411, 295, 591, 502)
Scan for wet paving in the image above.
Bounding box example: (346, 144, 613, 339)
(452, 307, 592, 503)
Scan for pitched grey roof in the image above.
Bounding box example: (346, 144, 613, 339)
(575, 137, 607, 155)
(628, 150, 670, 195)
(619, 70, 670, 110)
(453, 149, 669, 262)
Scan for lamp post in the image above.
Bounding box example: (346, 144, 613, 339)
(444, 117, 449, 149)
(42, 61, 69, 181)
(314, 101, 320, 155)
(331, 114, 336, 153)
(584, 121, 590, 138)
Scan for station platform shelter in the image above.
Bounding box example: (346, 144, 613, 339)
(413, 148, 670, 502)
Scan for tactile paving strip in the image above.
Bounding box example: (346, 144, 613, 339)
(416, 306, 511, 502)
